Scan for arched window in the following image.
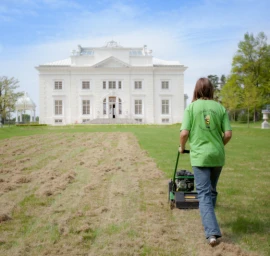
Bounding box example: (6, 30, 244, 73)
(118, 98, 122, 115)
(103, 98, 107, 115)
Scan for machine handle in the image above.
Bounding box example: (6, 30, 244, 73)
(182, 149, 190, 154)
(179, 146, 190, 154)
(172, 148, 190, 186)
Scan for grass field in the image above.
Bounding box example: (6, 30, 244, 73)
(0, 123, 269, 255)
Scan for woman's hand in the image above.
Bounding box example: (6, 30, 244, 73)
(178, 146, 185, 154)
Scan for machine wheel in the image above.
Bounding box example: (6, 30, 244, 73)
(170, 200, 175, 210)
(168, 181, 171, 202)
(168, 180, 174, 202)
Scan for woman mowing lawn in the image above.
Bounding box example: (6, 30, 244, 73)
(179, 77, 232, 246)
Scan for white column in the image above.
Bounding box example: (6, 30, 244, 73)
(105, 97, 108, 119)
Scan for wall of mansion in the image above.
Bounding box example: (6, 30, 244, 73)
(38, 68, 185, 125)
(37, 42, 187, 125)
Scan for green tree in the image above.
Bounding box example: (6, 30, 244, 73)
(207, 75, 219, 89)
(207, 74, 221, 101)
(0, 76, 23, 124)
(220, 74, 226, 89)
(220, 75, 241, 121)
(231, 32, 270, 120)
(22, 114, 30, 123)
(207, 74, 227, 101)
(241, 76, 263, 127)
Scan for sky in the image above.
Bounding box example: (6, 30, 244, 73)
(0, 0, 270, 115)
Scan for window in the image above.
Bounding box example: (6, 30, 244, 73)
(55, 119, 63, 124)
(55, 100, 63, 115)
(130, 50, 143, 56)
(109, 81, 116, 89)
(103, 81, 122, 90)
(54, 81, 62, 90)
(82, 119, 90, 123)
(82, 100, 90, 115)
(118, 98, 122, 115)
(103, 98, 107, 115)
(162, 118, 169, 123)
(134, 81, 142, 90)
(162, 100, 169, 114)
(81, 49, 94, 56)
(162, 81, 169, 89)
(135, 99, 142, 115)
(135, 118, 143, 123)
(82, 81, 90, 90)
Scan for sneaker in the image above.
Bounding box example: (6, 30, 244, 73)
(208, 236, 217, 247)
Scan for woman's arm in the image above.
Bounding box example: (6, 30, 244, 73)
(179, 130, 190, 153)
(223, 131, 232, 145)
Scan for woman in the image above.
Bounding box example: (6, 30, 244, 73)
(179, 77, 232, 246)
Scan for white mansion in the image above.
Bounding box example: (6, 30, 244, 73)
(36, 41, 188, 125)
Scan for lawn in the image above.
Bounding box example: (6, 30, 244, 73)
(0, 123, 269, 255)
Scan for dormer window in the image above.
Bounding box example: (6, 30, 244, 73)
(130, 50, 143, 56)
(80, 49, 94, 56)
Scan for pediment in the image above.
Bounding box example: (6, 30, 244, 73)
(94, 56, 130, 68)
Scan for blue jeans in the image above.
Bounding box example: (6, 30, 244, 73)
(192, 166, 222, 239)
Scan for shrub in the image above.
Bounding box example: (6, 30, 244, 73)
(16, 123, 47, 127)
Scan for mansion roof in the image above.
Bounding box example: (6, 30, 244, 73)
(38, 41, 185, 69)
(41, 57, 181, 67)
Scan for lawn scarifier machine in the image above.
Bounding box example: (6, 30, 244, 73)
(168, 149, 199, 209)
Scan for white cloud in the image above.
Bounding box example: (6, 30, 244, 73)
(41, 0, 82, 9)
(0, 28, 189, 115)
(1, 0, 270, 114)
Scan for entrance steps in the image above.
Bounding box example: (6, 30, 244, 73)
(83, 118, 143, 125)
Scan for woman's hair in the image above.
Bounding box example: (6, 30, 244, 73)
(192, 77, 214, 102)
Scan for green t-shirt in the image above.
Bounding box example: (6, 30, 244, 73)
(180, 99, 232, 167)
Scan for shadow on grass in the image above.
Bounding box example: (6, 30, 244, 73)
(219, 202, 268, 233)
(218, 203, 270, 254)
(229, 216, 267, 234)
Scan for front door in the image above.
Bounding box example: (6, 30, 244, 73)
(109, 97, 116, 119)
